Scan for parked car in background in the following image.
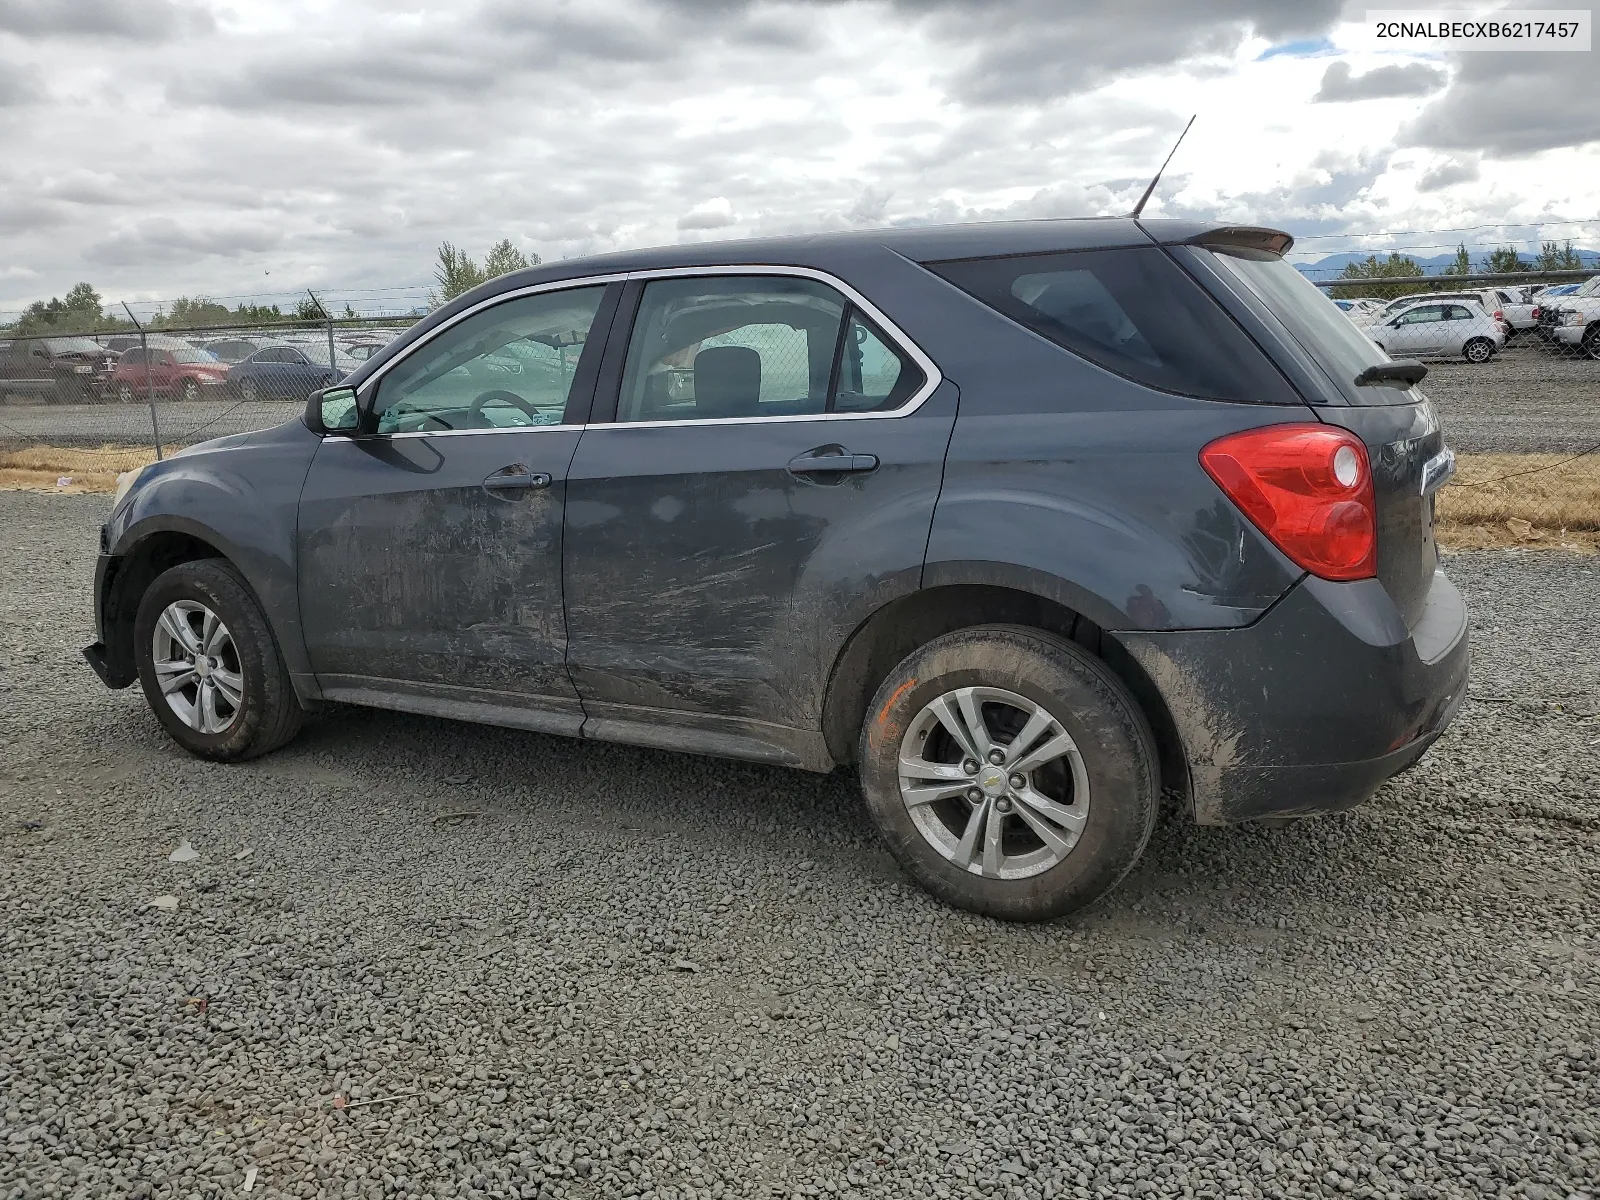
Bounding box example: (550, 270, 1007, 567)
(91, 334, 204, 397)
(228, 342, 361, 402)
(1333, 297, 1386, 319)
(109, 346, 230, 402)
(1543, 275, 1600, 358)
(1493, 286, 1538, 335)
(200, 336, 277, 365)
(1349, 291, 1487, 331)
(1533, 284, 1585, 341)
(0, 335, 111, 402)
(86, 217, 1468, 922)
(1365, 299, 1504, 362)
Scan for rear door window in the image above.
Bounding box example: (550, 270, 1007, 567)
(928, 247, 1297, 404)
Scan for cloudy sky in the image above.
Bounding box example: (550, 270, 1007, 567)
(1, 0, 1596, 317)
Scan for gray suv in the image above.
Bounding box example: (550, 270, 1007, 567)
(84, 218, 1468, 921)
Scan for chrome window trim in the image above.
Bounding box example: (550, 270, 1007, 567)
(349, 264, 942, 441)
(600, 264, 941, 428)
(359, 273, 628, 399)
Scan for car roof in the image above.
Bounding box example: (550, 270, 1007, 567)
(478, 217, 1262, 288)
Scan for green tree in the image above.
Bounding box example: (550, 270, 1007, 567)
(1480, 247, 1527, 274)
(160, 296, 233, 329)
(483, 238, 540, 279)
(233, 303, 286, 324)
(1537, 240, 1583, 271)
(1330, 253, 1426, 301)
(1441, 243, 1473, 275)
(11, 281, 105, 334)
(430, 242, 488, 306)
(293, 297, 325, 322)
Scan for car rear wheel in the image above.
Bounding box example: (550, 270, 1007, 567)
(1463, 337, 1494, 364)
(1583, 327, 1600, 360)
(133, 560, 303, 762)
(179, 378, 201, 402)
(857, 624, 1159, 922)
(239, 379, 259, 403)
(115, 383, 136, 404)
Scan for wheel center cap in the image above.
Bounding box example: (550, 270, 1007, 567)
(979, 767, 1007, 796)
(195, 657, 212, 679)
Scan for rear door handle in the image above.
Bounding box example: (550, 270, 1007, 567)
(483, 466, 552, 493)
(787, 450, 879, 476)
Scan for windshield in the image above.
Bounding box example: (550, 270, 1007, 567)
(1203, 247, 1404, 405)
(1572, 276, 1600, 298)
(170, 349, 221, 364)
(44, 337, 104, 354)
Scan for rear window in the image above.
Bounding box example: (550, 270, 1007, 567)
(1202, 247, 1403, 406)
(928, 247, 1297, 404)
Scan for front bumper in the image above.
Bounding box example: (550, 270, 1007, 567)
(1117, 568, 1469, 825)
(84, 549, 137, 689)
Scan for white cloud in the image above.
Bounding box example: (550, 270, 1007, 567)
(0, 0, 1595, 316)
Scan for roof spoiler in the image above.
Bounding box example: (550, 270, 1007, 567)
(1189, 227, 1294, 257)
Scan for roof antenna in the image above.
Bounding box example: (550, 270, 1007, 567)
(1129, 114, 1196, 219)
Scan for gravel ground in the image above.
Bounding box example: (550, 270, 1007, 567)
(0, 398, 302, 451)
(1425, 343, 1599, 455)
(2, 492, 1596, 1200)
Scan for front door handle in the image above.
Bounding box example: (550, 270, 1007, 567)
(483, 465, 552, 494)
(787, 449, 879, 476)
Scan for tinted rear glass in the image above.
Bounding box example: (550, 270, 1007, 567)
(1202, 247, 1406, 406)
(928, 247, 1297, 404)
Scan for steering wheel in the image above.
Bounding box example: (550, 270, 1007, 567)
(468, 389, 543, 424)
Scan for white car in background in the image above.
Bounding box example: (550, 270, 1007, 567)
(1365, 298, 1506, 363)
(1349, 290, 1487, 331)
(1333, 297, 1386, 320)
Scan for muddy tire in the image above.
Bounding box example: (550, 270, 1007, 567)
(857, 624, 1159, 922)
(133, 560, 303, 762)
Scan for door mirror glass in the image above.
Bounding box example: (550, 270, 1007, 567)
(318, 386, 360, 433)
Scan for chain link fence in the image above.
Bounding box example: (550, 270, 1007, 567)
(2, 276, 1597, 547)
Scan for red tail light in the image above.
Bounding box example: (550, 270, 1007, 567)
(1532, 306, 1542, 319)
(1200, 424, 1377, 581)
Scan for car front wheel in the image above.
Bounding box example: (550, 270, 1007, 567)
(857, 624, 1159, 922)
(179, 378, 201, 402)
(132, 560, 304, 762)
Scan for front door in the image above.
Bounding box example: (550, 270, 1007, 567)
(562, 272, 954, 748)
(297, 282, 618, 731)
(1391, 304, 1446, 356)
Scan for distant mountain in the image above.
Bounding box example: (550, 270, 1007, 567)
(1295, 248, 1600, 280)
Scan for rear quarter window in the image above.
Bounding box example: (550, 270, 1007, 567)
(928, 246, 1298, 404)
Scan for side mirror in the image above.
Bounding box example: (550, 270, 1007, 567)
(307, 385, 361, 435)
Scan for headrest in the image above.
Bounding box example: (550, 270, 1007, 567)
(693, 345, 761, 418)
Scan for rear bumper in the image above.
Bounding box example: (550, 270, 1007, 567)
(1117, 568, 1469, 825)
(1552, 325, 1589, 347)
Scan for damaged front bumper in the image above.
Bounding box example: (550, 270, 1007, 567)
(1116, 568, 1469, 825)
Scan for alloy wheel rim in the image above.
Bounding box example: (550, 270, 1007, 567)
(151, 601, 243, 734)
(897, 685, 1090, 880)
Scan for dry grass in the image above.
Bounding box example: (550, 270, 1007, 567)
(0, 445, 158, 493)
(1436, 451, 1600, 552)
(3, 442, 1596, 551)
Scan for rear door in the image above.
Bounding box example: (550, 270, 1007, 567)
(297, 282, 619, 728)
(561, 270, 953, 746)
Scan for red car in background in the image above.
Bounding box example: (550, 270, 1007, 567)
(110, 346, 229, 402)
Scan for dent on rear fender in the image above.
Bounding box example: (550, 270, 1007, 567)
(1116, 638, 1245, 824)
